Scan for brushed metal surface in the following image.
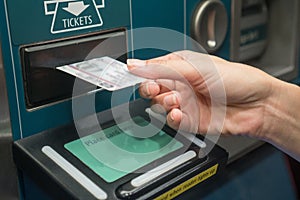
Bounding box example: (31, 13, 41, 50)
(217, 136, 264, 164)
(0, 44, 19, 200)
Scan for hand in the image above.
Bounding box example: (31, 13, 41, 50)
(127, 50, 300, 161)
(127, 50, 277, 139)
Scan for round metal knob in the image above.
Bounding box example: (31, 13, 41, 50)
(191, 0, 228, 53)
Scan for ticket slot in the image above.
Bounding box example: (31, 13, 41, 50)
(20, 29, 127, 109)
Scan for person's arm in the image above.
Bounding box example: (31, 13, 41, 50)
(127, 50, 300, 161)
(264, 80, 300, 161)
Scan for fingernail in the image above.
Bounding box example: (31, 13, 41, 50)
(170, 111, 175, 121)
(127, 59, 146, 68)
(170, 109, 181, 122)
(145, 83, 151, 96)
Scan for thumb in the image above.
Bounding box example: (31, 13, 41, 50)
(127, 58, 195, 81)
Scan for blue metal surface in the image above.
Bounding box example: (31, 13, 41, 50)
(131, 0, 184, 59)
(1, 0, 132, 140)
(203, 147, 297, 200)
(6, 0, 130, 44)
(2, 0, 234, 140)
(179, 144, 297, 200)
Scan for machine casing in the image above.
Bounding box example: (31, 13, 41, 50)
(0, 0, 299, 199)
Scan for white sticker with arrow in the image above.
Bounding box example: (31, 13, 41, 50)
(63, 2, 90, 16)
(44, 0, 105, 34)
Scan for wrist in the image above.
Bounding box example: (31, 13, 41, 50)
(262, 78, 300, 148)
(261, 78, 285, 140)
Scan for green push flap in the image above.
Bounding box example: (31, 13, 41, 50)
(64, 116, 183, 183)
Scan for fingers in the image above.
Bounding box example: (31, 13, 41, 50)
(149, 92, 199, 133)
(166, 108, 182, 130)
(139, 81, 160, 98)
(150, 91, 181, 114)
(139, 79, 177, 98)
(166, 109, 198, 133)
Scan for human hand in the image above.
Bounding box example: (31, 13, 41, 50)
(127, 50, 278, 139)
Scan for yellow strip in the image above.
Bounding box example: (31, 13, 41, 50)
(154, 164, 219, 200)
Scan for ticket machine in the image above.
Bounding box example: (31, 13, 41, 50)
(0, 0, 299, 199)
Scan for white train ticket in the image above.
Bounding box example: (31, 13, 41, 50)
(57, 57, 146, 91)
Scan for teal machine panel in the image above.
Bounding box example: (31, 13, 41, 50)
(1, 0, 235, 140)
(0, 0, 231, 199)
(0, 0, 298, 199)
(2, 0, 131, 140)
